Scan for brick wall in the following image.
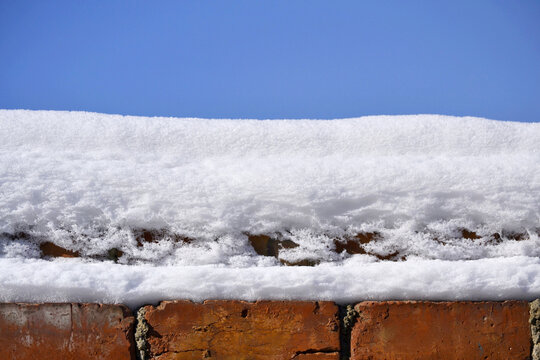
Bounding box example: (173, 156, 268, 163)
(0, 300, 538, 360)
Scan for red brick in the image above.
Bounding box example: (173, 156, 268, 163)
(351, 301, 531, 360)
(142, 300, 340, 360)
(0, 303, 135, 360)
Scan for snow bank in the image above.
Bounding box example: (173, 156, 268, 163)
(0, 109, 539, 303)
(1, 110, 539, 265)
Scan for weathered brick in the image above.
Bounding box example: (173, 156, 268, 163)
(351, 301, 531, 360)
(0, 303, 135, 360)
(531, 299, 540, 360)
(142, 300, 340, 360)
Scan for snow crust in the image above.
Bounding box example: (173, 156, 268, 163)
(0, 109, 539, 304)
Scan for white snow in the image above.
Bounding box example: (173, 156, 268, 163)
(0, 109, 539, 305)
(0, 256, 538, 309)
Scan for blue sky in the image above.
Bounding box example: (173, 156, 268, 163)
(1, 1, 539, 122)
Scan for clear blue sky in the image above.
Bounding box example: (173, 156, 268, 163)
(1, 1, 539, 121)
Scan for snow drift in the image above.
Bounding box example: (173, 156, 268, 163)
(0, 109, 539, 305)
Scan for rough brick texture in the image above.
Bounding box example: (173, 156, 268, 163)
(531, 299, 540, 360)
(0, 303, 135, 360)
(351, 301, 531, 360)
(142, 300, 340, 360)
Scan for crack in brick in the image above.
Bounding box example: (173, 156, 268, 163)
(291, 347, 339, 359)
(154, 348, 210, 359)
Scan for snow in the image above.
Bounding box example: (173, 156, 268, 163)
(0, 109, 539, 305)
(0, 256, 538, 309)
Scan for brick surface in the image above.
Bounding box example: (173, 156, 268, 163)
(351, 301, 531, 360)
(532, 299, 540, 360)
(0, 303, 135, 360)
(142, 300, 340, 360)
